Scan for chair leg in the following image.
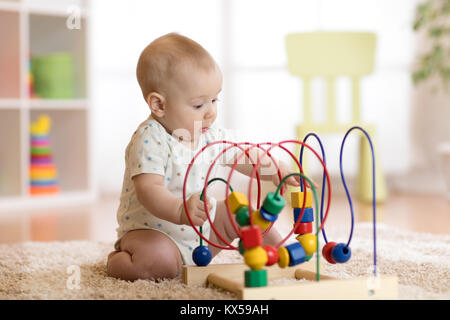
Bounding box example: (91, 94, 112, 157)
(357, 131, 387, 203)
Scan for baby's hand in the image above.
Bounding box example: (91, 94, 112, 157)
(179, 193, 213, 226)
(272, 161, 318, 193)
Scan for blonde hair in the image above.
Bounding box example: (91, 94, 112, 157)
(136, 33, 217, 103)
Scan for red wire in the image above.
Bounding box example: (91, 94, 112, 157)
(182, 139, 332, 251)
(246, 140, 332, 248)
(183, 140, 263, 250)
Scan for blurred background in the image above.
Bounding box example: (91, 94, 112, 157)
(0, 0, 449, 244)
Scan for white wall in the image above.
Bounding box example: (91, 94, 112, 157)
(90, 0, 417, 194)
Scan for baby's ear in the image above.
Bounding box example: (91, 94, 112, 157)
(147, 92, 166, 117)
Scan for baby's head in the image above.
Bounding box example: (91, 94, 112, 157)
(136, 33, 222, 143)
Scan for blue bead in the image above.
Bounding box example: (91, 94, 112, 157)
(260, 207, 278, 222)
(293, 207, 314, 223)
(192, 246, 212, 266)
(285, 242, 306, 266)
(331, 243, 351, 263)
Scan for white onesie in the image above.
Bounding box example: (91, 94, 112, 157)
(114, 115, 237, 265)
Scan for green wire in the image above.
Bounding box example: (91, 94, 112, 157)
(275, 172, 321, 281)
(198, 177, 234, 247)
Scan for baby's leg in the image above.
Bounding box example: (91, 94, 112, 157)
(107, 229, 183, 281)
(208, 201, 284, 258)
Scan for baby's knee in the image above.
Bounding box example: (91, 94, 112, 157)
(141, 245, 182, 280)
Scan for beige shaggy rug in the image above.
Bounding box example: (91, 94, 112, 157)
(0, 223, 449, 300)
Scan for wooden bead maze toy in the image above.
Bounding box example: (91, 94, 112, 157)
(181, 126, 398, 300)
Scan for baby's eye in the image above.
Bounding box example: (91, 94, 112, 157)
(194, 104, 204, 109)
(212, 98, 220, 104)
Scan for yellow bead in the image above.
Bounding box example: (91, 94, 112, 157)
(277, 247, 290, 268)
(296, 233, 317, 256)
(244, 246, 268, 270)
(225, 191, 249, 214)
(291, 190, 312, 208)
(251, 210, 271, 231)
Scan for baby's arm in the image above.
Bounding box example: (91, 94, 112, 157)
(133, 173, 212, 226)
(133, 173, 183, 224)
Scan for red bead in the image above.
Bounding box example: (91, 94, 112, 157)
(293, 222, 313, 235)
(263, 245, 278, 266)
(241, 225, 262, 249)
(322, 241, 337, 264)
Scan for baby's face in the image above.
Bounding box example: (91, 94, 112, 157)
(162, 64, 222, 144)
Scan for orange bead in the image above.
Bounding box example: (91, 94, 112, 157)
(277, 247, 290, 268)
(244, 246, 268, 270)
(296, 233, 317, 256)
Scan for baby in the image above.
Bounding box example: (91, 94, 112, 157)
(106, 33, 302, 281)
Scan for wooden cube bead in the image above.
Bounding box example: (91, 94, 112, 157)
(277, 247, 290, 268)
(244, 246, 268, 270)
(241, 225, 262, 249)
(251, 210, 272, 231)
(291, 190, 312, 208)
(285, 242, 306, 266)
(293, 221, 313, 235)
(293, 207, 314, 223)
(296, 233, 317, 256)
(262, 192, 285, 215)
(245, 269, 267, 287)
(225, 191, 249, 214)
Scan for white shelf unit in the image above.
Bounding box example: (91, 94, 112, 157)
(0, 0, 96, 211)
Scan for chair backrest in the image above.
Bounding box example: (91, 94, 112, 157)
(285, 32, 376, 124)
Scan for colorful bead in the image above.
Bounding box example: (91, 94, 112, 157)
(235, 206, 250, 226)
(262, 192, 286, 215)
(260, 206, 278, 222)
(241, 225, 262, 249)
(245, 269, 268, 287)
(226, 191, 249, 213)
(251, 210, 271, 231)
(322, 242, 337, 264)
(285, 242, 306, 266)
(293, 221, 313, 235)
(331, 243, 351, 263)
(244, 246, 268, 270)
(293, 207, 314, 223)
(296, 233, 317, 256)
(305, 254, 313, 262)
(263, 245, 278, 266)
(291, 190, 312, 208)
(277, 247, 290, 268)
(192, 246, 212, 266)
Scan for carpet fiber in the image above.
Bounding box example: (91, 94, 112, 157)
(0, 223, 449, 300)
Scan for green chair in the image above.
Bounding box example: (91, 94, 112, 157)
(285, 32, 387, 203)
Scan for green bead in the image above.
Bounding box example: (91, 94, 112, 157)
(244, 269, 268, 287)
(238, 240, 246, 255)
(305, 254, 313, 262)
(262, 192, 286, 215)
(235, 206, 250, 226)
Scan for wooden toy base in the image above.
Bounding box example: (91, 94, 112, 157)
(182, 260, 398, 300)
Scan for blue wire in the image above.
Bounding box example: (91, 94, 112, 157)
(340, 126, 377, 277)
(299, 133, 329, 243)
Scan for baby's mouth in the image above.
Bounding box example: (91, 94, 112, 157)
(201, 127, 209, 133)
